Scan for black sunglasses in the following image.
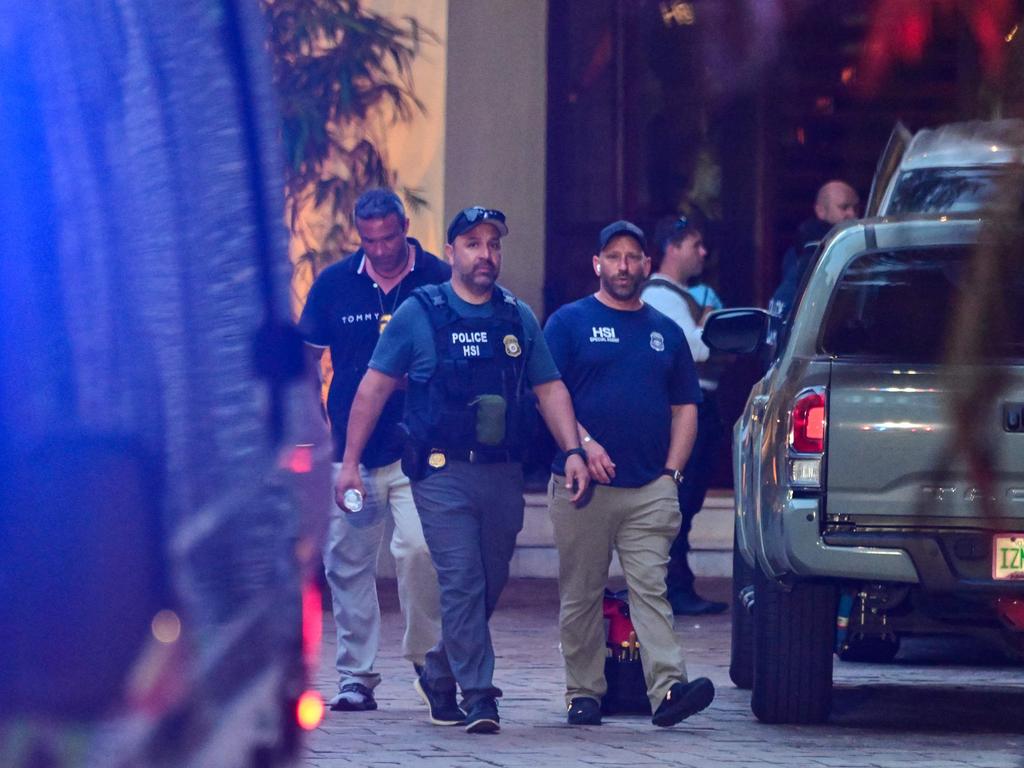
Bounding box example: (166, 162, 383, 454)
(448, 206, 507, 243)
(463, 206, 506, 225)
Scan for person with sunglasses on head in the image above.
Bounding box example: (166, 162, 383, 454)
(640, 212, 729, 617)
(298, 188, 450, 714)
(337, 205, 590, 734)
(544, 220, 715, 729)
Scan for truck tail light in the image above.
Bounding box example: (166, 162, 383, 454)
(791, 389, 826, 454)
(789, 388, 826, 488)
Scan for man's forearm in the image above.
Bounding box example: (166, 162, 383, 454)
(304, 345, 327, 400)
(666, 403, 698, 471)
(533, 380, 581, 451)
(341, 369, 400, 465)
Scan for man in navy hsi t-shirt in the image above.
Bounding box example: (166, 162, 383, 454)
(543, 219, 715, 729)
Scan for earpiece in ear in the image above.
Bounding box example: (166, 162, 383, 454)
(596, 263, 602, 275)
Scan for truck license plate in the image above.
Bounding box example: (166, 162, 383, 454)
(993, 534, 1024, 580)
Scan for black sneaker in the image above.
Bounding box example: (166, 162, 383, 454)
(567, 697, 602, 726)
(651, 678, 715, 727)
(464, 697, 500, 734)
(413, 677, 466, 726)
(669, 592, 728, 616)
(329, 682, 377, 712)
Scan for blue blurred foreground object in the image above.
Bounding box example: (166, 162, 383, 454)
(0, 2, 331, 766)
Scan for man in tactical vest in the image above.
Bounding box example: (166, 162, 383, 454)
(641, 214, 728, 616)
(337, 206, 590, 735)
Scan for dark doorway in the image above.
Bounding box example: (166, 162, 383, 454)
(545, 0, 1018, 488)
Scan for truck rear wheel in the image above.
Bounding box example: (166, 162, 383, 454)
(751, 564, 836, 724)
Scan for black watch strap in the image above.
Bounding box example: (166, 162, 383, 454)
(565, 446, 587, 463)
(661, 468, 683, 484)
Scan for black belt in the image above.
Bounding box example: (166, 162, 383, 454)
(442, 447, 517, 464)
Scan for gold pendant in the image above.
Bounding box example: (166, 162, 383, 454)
(378, 313, 393, 334)
(428, 451, 446, 469)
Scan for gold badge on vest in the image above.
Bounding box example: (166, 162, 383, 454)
(503, 334, 522, 358)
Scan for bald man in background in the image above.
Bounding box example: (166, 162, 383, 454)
(771, 179, 859, 323)
(779, 180, 859, 279)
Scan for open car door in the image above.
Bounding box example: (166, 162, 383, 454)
(864, 122, 912, 217)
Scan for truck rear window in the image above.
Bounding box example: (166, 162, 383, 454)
(887, 168, 1016, 214)
(821, 247, 1024, 362)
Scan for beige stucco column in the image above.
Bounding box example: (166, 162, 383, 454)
(444, 0, 548, 315)
(362, 0, 547, 314)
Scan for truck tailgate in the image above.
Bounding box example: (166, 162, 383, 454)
(825, 362, 1024, 524)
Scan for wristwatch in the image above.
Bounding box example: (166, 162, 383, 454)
(565, 446, 588, 463)
(661, 468, 684, 485)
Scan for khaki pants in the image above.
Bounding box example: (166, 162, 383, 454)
(325, 460, 441, 690)
(549, 474, 688, 710)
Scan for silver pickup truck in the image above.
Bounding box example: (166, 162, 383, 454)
(705, 214, 1024, 724)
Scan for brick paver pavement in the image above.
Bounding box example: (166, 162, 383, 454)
(303, 578, 1024, 768)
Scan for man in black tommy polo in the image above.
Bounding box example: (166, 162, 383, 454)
(299, 189, 449, 712)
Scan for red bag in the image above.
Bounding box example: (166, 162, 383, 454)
(601, 589, 650, 714)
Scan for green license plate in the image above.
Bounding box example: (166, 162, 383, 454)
(993, 534, 1024, 580)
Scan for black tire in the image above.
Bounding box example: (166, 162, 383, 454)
(729, 534, 754, 690)
(751, 563, 837, 724)
(838, 636, 900, 663)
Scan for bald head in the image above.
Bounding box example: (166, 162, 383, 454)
(814, 180, 859, 225)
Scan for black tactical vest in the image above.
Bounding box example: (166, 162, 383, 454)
(405, 284, 532, 456)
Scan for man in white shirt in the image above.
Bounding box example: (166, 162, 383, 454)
(640, 214, 727, 616)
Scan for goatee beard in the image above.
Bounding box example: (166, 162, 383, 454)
(602, 275, 640, 301)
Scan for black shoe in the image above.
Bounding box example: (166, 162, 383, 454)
(651, 678, 715, 727)
(464, 697, 500, 734)
(329, 682, 377, 712)
(567, 697, 602, 726)
(669, 592, 728, 616)
(414, 677, 466, 726)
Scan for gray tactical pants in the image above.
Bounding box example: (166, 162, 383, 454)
(412, 460, 525, 704)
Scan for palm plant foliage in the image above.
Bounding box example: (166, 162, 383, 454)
(262, 0, 432, 259)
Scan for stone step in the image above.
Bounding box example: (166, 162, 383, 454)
(376, 490, 734, 580)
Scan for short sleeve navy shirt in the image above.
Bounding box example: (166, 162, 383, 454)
(544, 296, 701, 487)
(369, 282, 560, 388)
(297, 239, 451, 465)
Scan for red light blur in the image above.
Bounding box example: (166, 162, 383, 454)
(301, 581, 322, 667)
(898, 11, 928, 61)
(791, 390, 826, 454)
(296, 690, 324, 731)
(282, 444, 314, 474)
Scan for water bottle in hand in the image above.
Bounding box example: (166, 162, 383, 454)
(341, 487, 374, 528)
(343, 488, 363, 513)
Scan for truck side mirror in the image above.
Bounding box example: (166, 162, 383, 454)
(702, 308, 773, 355)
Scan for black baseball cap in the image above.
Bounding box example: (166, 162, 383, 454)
(598, 220, 645, 251)
(446, 206, 509, 244)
